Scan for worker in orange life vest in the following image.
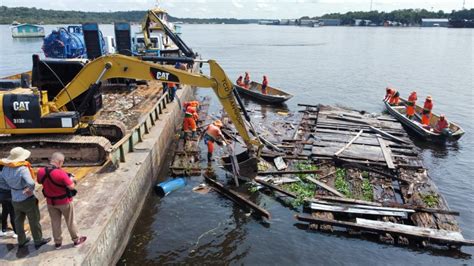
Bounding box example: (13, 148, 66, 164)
(434, 114, 449, 134)
(262, 75, 268, 95)
(236, 76, 244, 87)
(244, 72, 250, 89)
(405, 91, 417, 119)
(384, 87, 395, 102)
(389, 90, 400, 106)
(203, 120, 227, 162)
(183, 107, 197, 139)
(421, 96, 433, 126)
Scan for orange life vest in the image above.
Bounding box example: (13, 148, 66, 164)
(435, 118, 449, 132)
(406, 92, 417, 116)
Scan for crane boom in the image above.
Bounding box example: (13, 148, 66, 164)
(51, 54, 259, 150)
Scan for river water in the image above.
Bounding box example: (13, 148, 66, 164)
(0, 24, 472, 265)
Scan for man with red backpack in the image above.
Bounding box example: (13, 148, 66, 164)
(37, 152, 86, 250)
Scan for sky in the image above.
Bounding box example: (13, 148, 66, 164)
(3, 0, 472, 19)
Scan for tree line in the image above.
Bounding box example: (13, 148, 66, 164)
(1, 6, 473, 25)
(313, 8, 474, 25)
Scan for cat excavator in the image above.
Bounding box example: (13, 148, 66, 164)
(0, 54, 262, 176)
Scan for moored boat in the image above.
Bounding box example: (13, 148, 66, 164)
(11, 23, 45, 38)
(384, 98, 464, 141)
(235, 81, 293, 104)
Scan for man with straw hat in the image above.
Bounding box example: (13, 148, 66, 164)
(0, 147, 51, 249)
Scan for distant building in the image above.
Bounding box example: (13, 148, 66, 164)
(299, 19, 319, 27)
(279, 19, 297, 26)
(259, 20, 280, 25)
(319, 19, 341, 26)
(11, 24, 45, 38)
(354, 19, 372, 26)
(421, 18, 449, 27)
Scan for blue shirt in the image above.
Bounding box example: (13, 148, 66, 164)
(0, 166, 36, 202)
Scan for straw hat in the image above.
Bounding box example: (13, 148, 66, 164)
(214, 120, 223, 127)
(426, 95, 432, 100)
(1, 147, 31, 163)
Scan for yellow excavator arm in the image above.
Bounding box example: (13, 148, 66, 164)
(51, 54, 260, 150)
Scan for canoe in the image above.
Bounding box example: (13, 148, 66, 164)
(235, 81, 293, 104)
(384, 98, 464, 141)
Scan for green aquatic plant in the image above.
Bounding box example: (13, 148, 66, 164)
(294, 161, 318, 179)
(334, 168, 352, 198)
(361, 178, 373, 201)
(282, 181, 316, 207)
(422, 193, 439, 208)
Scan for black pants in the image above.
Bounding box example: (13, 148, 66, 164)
(1, 200, 16, 233)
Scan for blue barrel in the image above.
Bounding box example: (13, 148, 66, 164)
(154, 177, 186, 197)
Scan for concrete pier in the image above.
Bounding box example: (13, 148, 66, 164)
(0, 85, 193, 265)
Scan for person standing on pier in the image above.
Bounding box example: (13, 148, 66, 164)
(0, 147, 51, 249)
(168, 82, 177, 102)
(203, 120, 227, 162)
(183, 102, 198, 139)
(262, 75, 269, 95)
(421, 96, 433, 126)
(244, 72, 250, 89)
(37, 152, 87, 249)
(405, 91, 418, 119)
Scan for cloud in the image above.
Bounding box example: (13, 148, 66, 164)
(232, 0, 244, 9)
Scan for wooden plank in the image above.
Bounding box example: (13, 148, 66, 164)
(314, 195, 383, 207)
(370, 126, 411, 145)
(255, 179, 297, 198)
(310, 199, 415, 213)
(303, 176, 346, 198)
(382, 202, 460, 216)
(326, 115, 369, 125)
(258, 169, 322, 176)
(376, 135, 396, 169)
(295, 215, 474, 246)
(309, 203, 408, 217)
(334, 129, 364, 156)
(204, 175, 271, 219)
(356, 218, 465, 241)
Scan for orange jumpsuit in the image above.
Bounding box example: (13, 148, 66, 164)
(421, 99, 433, 126)
(183, 105, 198, 136)
(406, 92, 417, 118)
(204, 124, 223, 154)
(435, 118, 449, 133)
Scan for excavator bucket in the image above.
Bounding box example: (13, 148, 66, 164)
(221, 150, 259, 179)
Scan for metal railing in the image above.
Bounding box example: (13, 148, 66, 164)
(110, 90, 172, 165)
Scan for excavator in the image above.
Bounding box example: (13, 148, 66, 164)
(141, 8, 195, 58)
(0, 54, 262, 176)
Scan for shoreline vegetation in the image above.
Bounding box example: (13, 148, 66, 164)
(0, 6, 473, 25)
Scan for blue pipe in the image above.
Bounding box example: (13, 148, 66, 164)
(154, 177, 186, 197)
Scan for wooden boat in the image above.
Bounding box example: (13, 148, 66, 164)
(384, 98, 464, 141)
(235, 81, 293, 104)
(11, 24, 45, 38)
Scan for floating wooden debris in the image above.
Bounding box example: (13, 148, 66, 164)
(204, 175, 271, 219)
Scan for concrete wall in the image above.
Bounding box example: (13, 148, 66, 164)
(85, 86, 193, 265)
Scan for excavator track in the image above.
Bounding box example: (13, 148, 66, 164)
(0, 135, 112, 167)
(90, 119, 128, 144)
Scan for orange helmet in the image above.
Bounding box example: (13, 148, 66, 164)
(214, 120, 223, 127)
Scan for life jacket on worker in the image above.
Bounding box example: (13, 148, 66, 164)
(422, 97, 433, 114)
(389, 90, 400, 105)
(405, 91, 417, 117)
(168, 82, 176, 88)
(384, 87, 395, 101)
(435, 116, 449, 132)
(236, 76, 243, 86)
(185, 105, 198, 121)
